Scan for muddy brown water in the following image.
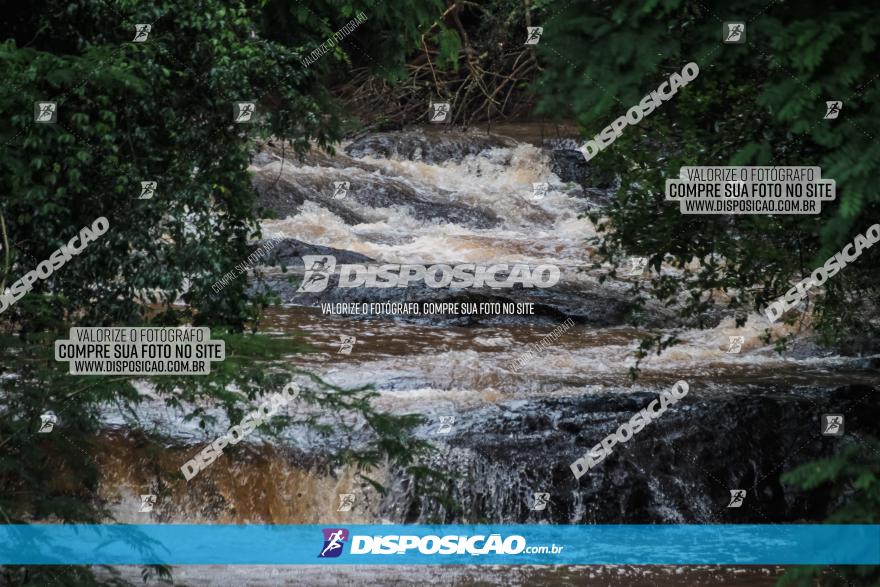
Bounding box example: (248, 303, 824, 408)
(92, 126, 879, 584)
(99, 564, 784, 586)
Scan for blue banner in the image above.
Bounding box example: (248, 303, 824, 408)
(1, 524, 877, 565)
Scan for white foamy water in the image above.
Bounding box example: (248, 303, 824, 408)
(250, 133, 880, 397)
(86, 133, 878, 569)
(104, 133, 873, 442)
(260, 141, 599, 268)
(267, 308, 879, 410)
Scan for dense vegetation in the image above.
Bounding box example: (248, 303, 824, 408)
(1, 0, 877, 585)
(533, 4, 879, 585)
(532, 0, 880, 348)
(339, 0, 879, 348)
(1, 1, 442, 584)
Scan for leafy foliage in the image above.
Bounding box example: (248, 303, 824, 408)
(260, 0, 445, 83)
(778, 437, 880, 586)
(1, 0, 344, 332)
(535, 0, 880, 347)
(0, 1, 443, 584)
(331, 0, 550, 126)
(533, 6, 879, 584)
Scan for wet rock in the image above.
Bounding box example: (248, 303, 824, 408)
(393, 383, 879, 524)
(837, 336, 880, 357)
(252, 265, 652, 328)
(253, 141, 377, 172)
(541, 137, 582, 151)
(251, 151, 500, 229)
(548, 149, 588, 184)
(345, 129, 518, 164)
(252, 170, 365, 225)
(549, 149, 616, 193)
(258, 238, 374, 267)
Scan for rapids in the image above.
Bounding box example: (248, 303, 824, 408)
(95, 126, 878, 585)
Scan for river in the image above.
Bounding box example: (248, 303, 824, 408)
(98, 125, 879, 585)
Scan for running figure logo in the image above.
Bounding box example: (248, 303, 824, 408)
(727, 489, 746, 508)
(821, 414, 844, 436)
(233, 102, 256, 123)
(531, 492, 550, 511)
(133, 24, 151, 42)
(38, 412, 57, 433)
(430, 102, 450, 123)
(723, 22, 745, 43)
(337, 335, 356, 355)
(437, 416, 455, 434)
(727, 336, 744, 354)
(297, 255, 336, 293)
(629, 256, 648, 276)
(532, 182, 549, 200)
(525, 27, 543, 45)
(318, 528, 349, 558)
(337, 493, 355, 512)
(34, 102, 57, 123)
(824, 101, 842, 120)
(139, 181, 157, 199)
(139, 494, 157, 513)
(333, 181, 349, 200)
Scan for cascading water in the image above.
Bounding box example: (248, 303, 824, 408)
(96, 126, 878, 584)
